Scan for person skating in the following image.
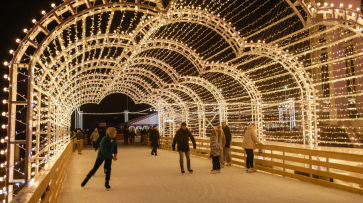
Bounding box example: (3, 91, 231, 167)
(172, 122, 196, 173)
(222, 122, 232, 166)
(210, 135, 221, 174)
(81, 127, 118, 190)
(242, 123, 262, 173)
(149, 126, 160, 156)
(85, 129, 91, 145)
(124, 127, 129, 145)
(210, 126, 226, 167)
(75, 130, 85, 154)
(90, 128, 99, 149)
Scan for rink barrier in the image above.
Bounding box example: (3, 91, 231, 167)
(159, 137, 363, 195)
(11, 139, 73, 203)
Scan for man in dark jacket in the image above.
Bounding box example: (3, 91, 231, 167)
(222, 122, 232, 166)
(149, 126, 160, 156)
(172, 122, 196, 173)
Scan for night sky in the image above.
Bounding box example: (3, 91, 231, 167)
(0, 0, 152, 131)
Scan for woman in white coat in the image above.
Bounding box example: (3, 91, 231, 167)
(242, 123, 262, 173)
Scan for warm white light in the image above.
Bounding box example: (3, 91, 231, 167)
(32, 19, 37, 23)
(1, 112, 6, 117)
(16, 39, 20, 43)
(51, 3, 56, 7)
(1, 125, 7, 129)
(41, 10, 46, 15)
(340, 3, 343, 7)
(349, 4, 352, 8)
(2, 100, 7, 104)
(23, 28, 28, 33)
(9, 50, 13, 54)
(3, 62, 8, 66)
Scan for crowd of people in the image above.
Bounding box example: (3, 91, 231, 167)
(78, 121, 263, 190)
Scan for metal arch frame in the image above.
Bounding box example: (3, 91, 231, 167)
(163, 84, 206, 136)
(107, 80, 190, 121)
(144, 92, 189, 133)
(6, 1, 342, 201)
(178, 76, 226, 124)
(285, 0, 309, 27)
(178, 76, 225, 104)
(130, 39, 204, 74)
(244, 43, 317, 146)
(202, 64, 263, 136)
(297, 1, 363, 38)
(135, 8, 244, 56)
(12, 2, 160, 64)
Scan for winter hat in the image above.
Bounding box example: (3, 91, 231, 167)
(210, 136, 217, 142)
(107, 127, 116, 139)
(181, 122, 187, 126)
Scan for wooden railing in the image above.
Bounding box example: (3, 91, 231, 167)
(159, 137, 363, 195)
(11, 139, 73, 203)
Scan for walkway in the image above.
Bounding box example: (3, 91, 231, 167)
(58, 141, 362, 203)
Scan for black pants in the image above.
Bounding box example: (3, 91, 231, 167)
(124, 136, 128, 145)
(212, 156, 220, 170)
(93, 141, 97, 148)
(152, 146, 157, 154)
(86, 158, 112, 180)
(245, 149, 254, 169)
(87, 139, 91, 145)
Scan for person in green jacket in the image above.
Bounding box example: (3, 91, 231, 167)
(81, 127, 118, 190)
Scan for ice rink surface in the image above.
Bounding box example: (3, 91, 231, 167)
(58, 141, 363, 203)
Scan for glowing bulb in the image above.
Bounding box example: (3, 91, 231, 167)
(23, 28, 28, 33)
(16, 39, 20, 43)
(3, 62, 8, 66)
(2, 100, 7, 104)
(1, 112, 5, 117)
(41, 10, 46, 15)
(9, 50, 13, 54)
(340, 3, 343, 7)
(1, 125, 7, 130)
(51, 3, 56, 7)
(331, 4, 334, 7)
(3, 74, 8, 79)
(32, 19, 37, 23)
(349, 4, 352, 8)
(3, 88, 8, 92)
(324, 3, 327, 6)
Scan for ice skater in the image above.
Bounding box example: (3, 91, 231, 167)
(149, 126, 160, 156)
(75, 130, 85, 154)
(210, 135, 221, 174)
(172, 122, 196, 173)
(242, 123, 262, 173)
(222, 122, 232, 166)
(90, 128, 99, 149)
(81, 127, 118, 190)
(210, 126, 226, 167)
